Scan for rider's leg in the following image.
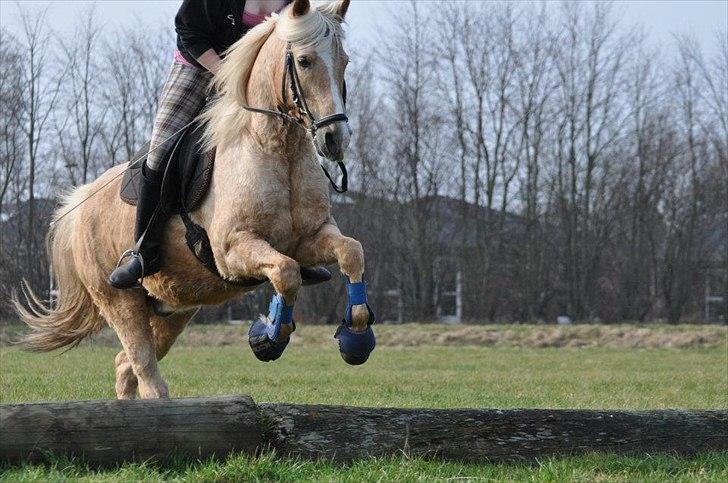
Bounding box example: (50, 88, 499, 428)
(109, 63, 211, 289)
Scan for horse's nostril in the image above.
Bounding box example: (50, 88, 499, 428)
(325, 131, 338, 155)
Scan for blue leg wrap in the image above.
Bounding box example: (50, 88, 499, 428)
(334, 278, 376, 365)
(248, 294, 295, 362)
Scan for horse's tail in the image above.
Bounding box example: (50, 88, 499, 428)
(14, 187, 103, 352)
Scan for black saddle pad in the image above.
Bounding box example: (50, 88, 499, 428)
(120, 122, 214, 214)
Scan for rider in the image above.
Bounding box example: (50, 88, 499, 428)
(109, 0, 330, 289)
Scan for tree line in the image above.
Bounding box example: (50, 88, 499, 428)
(1, 2, 726, 324)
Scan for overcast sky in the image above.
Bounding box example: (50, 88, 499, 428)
(1, 1, 726, 58)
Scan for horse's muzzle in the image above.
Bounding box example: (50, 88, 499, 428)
(316, 122, 351, 162)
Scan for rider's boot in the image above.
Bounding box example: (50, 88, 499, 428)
(109, 165, 165, 289)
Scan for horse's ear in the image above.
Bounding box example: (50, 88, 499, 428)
(291, 0, 310, 17)
(336, 0, 350, 20)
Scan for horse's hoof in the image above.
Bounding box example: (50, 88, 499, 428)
(248, 316, 292, 362)
(248, 295, 295, 362)
(335, 324, 376, 365)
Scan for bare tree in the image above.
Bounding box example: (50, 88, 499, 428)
(379, 0, 446, 320)
(547, 1, 632, 320)
(100, 22, 171, 167)
(16, 6, 66, 295)
(55, 6, 106, 185)
(0, 29, 25, 227)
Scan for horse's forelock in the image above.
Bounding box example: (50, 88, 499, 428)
(275, 1, 344, 48)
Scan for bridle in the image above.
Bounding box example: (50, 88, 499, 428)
(241, 42, 349, 193)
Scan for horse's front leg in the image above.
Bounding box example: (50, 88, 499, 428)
(296, 222, 376, 365)
(220, 231, 301, 361)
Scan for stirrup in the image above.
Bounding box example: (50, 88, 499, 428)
(114, 249, 146, 288)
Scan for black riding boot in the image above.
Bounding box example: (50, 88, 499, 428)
(109, 166, 165, 289)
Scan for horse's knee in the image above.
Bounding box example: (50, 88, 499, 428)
(270, 258, 301, 300)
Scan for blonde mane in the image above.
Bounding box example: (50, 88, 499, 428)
(201, 2, 345, 152)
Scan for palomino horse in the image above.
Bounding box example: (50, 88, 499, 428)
(15, 0, 375, 399)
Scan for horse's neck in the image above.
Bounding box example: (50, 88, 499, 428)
(247, 116, 309, 159)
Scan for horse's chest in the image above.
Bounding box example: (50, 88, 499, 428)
(225, 159, 330, 252)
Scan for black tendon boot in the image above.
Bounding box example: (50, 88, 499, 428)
(109, 165, 165, 289)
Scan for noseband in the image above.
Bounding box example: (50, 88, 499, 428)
(240, 42, 349, 193)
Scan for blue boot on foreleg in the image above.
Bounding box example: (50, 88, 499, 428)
(248, 294, 295, 362)
(334, 278, 376, 365)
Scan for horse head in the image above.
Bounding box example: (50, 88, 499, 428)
(206, 0, 352, 162)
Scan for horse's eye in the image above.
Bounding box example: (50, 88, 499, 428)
(298, 56, 312, 69)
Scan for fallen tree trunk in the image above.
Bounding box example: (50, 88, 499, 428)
(0, 396, 259, 465)
(261, 404, 728, 461)
(1, 396, 726, 465)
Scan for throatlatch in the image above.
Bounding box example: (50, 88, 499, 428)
(334, 278, 376, 365)
(248, 294, 296, 362)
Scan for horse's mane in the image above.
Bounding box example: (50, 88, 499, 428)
(201, 2, 345, 152)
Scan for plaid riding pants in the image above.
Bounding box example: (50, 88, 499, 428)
(146, 63, 212, 172)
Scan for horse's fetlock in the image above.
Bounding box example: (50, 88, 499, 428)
(351, 304, 370, 330)
(339, 238, 364, 275)
(139, 379, 168, 399)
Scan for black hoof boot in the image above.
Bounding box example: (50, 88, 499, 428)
(335, 323, 376, 365)
(301, 266, 332, 286)
(334, 279, 376, 365)
(248, 295, 295, 362)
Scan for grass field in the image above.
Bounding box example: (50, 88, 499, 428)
(1, 323, 727, 481)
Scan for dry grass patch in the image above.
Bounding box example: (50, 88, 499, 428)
(2, 321, 725, 349)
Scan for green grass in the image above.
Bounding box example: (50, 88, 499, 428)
(1, 344, 726, 408)
(2, 452, 727, 482)
(1, 325, 727, 481)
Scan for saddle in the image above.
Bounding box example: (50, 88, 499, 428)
(120, 123, 214, 214)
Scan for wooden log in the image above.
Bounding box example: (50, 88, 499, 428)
(0, 396, 260, 465)
(260, 404, 728, 462)
(1, 396, 726, 465)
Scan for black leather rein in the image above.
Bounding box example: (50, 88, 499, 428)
(240, 42, 349, 193)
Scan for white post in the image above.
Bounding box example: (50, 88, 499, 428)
(455, 269, 463, 323)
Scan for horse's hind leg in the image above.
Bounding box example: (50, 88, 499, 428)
(96, 292, 169, 399)
(114, 310, 194, 399)
(150, 310, 195, 360)
(114, 351, 138, 399)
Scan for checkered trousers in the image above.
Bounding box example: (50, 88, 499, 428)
(146, 63, 212, 171)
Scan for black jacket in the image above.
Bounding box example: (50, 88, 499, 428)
(175, 0, 249, 70)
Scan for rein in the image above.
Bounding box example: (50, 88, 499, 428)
(240, 42, 349, 193)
